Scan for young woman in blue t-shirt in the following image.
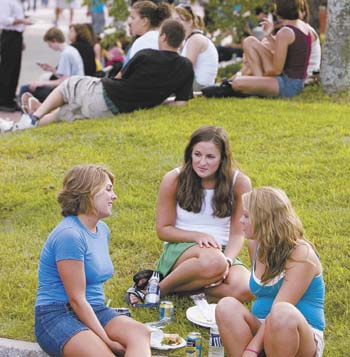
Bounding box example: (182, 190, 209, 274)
(216, 187, 325, 357)
(35, 164, 151, 357)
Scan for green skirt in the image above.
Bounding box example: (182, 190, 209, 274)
(156, 242, 245, 277)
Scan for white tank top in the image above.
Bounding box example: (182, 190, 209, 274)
(181, 34, 218, 87)
(175, 170, 239, 246)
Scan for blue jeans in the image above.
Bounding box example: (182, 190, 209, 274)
(277, 73, 304, 98)
(35, 303, 121, 357)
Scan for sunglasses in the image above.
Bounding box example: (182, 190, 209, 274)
(176, 4, 194, 18)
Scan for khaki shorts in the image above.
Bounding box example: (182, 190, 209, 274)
(57, 76, 113, 122)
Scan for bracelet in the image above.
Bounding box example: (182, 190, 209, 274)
(244, 348, 259, 355)
(225, 257, 233, 267)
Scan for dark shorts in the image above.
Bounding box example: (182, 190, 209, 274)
(35, 303, 121, 357)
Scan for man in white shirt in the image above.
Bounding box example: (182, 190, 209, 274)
(0, 0, 32, 112)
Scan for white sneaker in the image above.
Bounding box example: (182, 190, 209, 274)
(0, 117, 14, 132)
(12, 113, 38, 131)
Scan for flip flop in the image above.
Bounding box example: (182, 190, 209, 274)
(125, 285, 146, 305)
(21, 92, 33, 114)
(21, 93, 41, 114)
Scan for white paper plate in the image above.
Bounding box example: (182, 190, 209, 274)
(150, 329, 186, 350)
(186, 304, 217, 328)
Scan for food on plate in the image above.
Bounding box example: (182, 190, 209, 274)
(162, 333, 182, 346)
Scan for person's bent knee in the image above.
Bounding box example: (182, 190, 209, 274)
(216, 297, 241, 322)
(267, 302, 299, 331)
(198, 251, 227, 278)
(243, 36, 259, 51)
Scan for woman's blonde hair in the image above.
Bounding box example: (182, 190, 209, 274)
(174, 5, 204, 30)
(58, 164, 115, 217)
(242, 187, 310, 284)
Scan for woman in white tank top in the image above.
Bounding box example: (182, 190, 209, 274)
(173, 5, 218, 91)
(126, 126, 253, 305)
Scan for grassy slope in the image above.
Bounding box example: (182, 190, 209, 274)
(0, 88, 349, 356)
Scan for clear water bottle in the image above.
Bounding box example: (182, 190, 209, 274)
(144, 271, 160, 304)
(208, 324, 224, 357)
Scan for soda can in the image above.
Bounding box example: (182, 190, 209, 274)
(112, 308, 131, 317)
(186, 331, 202, 356)
(159, 301, 174, 322)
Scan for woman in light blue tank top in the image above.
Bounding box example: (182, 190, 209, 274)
(216, 187, 325, 357)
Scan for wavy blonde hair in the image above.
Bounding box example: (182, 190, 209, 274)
(58, 164, 115, 217)
(242, 187, 312, 284)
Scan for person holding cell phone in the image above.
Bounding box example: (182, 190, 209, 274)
(18, 26, 84, 107)
(211, 0, 312, 99)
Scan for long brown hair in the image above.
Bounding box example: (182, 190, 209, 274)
(242, 187, 314, 284)
(177, 126, 236, 218)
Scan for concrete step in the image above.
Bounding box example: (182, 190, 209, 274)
(0, 338, 48, 357)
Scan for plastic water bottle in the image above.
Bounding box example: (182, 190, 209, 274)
(144, 271, 160, 304)
(208, 324, 224, 357)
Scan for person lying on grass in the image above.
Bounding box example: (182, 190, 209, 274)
(1, 19, 193, 132)
(35, 164, 151, 357)
(126, 126, 253, 306)
(216, 187, 325, 357)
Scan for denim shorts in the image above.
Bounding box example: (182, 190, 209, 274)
(277, 73, 305, 98)
(35, 303, 121, 357)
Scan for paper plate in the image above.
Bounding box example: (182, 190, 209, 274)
(150, 329, 186, 350)
(151, 337, 186, 351)
(186, 303, 217, 328)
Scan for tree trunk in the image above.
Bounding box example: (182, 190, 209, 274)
(321, 0, 350, 93)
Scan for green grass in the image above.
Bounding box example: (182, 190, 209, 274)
(0, 86, 349, 356)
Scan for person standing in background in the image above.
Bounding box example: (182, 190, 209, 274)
(0, 0, 32, 112)
(88, 0, 106, 35)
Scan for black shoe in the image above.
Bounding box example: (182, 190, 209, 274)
(201, 80, 236, 98)
(0, 103, 20, 112)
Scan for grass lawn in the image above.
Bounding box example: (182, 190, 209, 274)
(0, 86, 349, 356)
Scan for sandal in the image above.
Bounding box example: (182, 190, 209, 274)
(125, 285, 146, 306)
(21, 93, 41, 114)
(133, 269, 163, 290)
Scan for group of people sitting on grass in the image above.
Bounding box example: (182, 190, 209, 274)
(35, 125, 325, 356)
(0, 0, 321, 133)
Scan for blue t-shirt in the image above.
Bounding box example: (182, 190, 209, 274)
(35, 216, 114, 306)
(250, 266, 325, 331)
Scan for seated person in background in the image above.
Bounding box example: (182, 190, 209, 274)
(19, 27, 84, 104)
(3, 20, 193, 132)
(225, 0, 312, 98)
(299, 0, 321, 80)
(35, 164, 151, 356)
(241, 0, 319, 81)
(216, 187, 325, 357)
(69, 23, 97, 76)
(121, 0, 171, 70)
(126, 126, 253, 305)
(174, 4, 218, 91)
